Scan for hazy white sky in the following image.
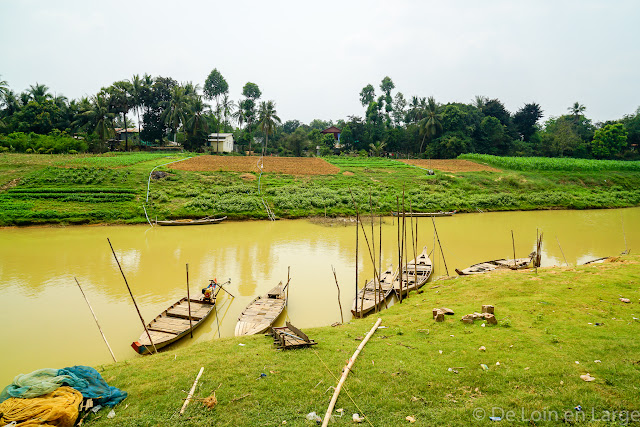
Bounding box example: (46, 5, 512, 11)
(1, 0, 638, 125)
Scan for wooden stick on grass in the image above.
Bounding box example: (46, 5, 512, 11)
(321, 318, 382, 427)
(331, 265, 344, 324)
(180, 367, 204, 415)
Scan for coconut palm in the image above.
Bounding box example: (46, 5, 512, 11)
(369, 140, 386, 157)
(221, 94, 235, 132)
(162, 85, 189, 144)
(129, 74, 145, 140)
(568, 102, 586, 122)
(258, 100, 281, 154)
(84, 93, 115, 145)
(418, 96, 443, 152)
(27, 83, 53, 103)
(184, 95, 209, 150)
(0, 76, 9, 108)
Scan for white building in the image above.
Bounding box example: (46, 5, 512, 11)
(207, 133, 234, 153)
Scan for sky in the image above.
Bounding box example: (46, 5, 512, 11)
(1, 0, 639, 125)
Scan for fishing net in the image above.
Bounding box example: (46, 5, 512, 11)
(59, 365, 127, 407)
(0, 369, 83, 403)
(0, 386, 82, 426)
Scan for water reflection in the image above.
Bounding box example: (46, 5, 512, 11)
(0, 207, 638, 386)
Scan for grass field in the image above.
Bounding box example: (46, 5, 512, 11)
(1, 153, 640, 225)
(77, 255, 640, 426)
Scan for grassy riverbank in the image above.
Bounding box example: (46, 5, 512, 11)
(1, 153, 640, 225)
(82, 255, 640, 426)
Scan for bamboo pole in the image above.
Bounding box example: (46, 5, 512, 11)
(378, 210, 383, 311)
(186, 264, 193, 338)
(535, 229, 539, 274)
(180, 367, 204, 415)
(409, 200, 417, 295)
(431, 217, 449, 276)
(355, 211, 359, 317)
(108, 238, 157, 354)
(74, 277, 117, 363)
(556, 236, 569, 266)
(369, 192, 378, 313)
(332, 265, 344, 324)
(511, 230, 517, 268)
(396, 196, 402, 302)
(321, 318, 382, 427)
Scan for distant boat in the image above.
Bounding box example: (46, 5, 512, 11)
(156, 216, 227, 226)
(235, 282, 288, 336)
(393, 246, 433, 297)
(455, 257, 532, 276)
(391, 210, 456, 217)
(351, 265, 397, 318)
(131, 282, 219, 354)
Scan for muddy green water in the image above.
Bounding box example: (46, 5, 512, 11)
(1, 208, 638, 385)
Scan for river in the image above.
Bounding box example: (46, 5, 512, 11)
(1, 207, 638, 385)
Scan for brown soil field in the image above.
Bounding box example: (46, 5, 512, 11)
(170, 156, 340, 175)
(399, 159, 501, 172)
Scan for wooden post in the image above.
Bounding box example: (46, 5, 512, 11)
(535, 229, 539, 274)
(332, 265, 344, 324)
(355, 210, 359, 317)
(180, 367, 204, 415)
(369, 191, 378, 312)
(379, 210, 383, 311)
(431, 217, 449, 276)
(396, 196, 402, 303)
(186, 264, 193, 338)
(409, 200, 417, 296)
(511, 230, 517, 268)
(321, 318, 382, 427)
(556, 236, 569, 266)
(108, 238, 157, 354)
(74, 277, 117, 363)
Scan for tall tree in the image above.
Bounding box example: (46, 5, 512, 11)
(242, 82, 262, 100)
(591, 123, 628, 159)
(204, 69, 229, 137)
(392, 92, 406, 127)
(162, 85, 189, 144)
(359, 84, 375, 107)
(221, 94, 235, 132)
(184, 95, 209, 151)
(568, 102, 586, 122)
(106, 80, 134, 150)
(84, 93, 115, 151)
(418, 97, 443, 152)
(0, 76, 9, 108)
(258, 100, 281, 154)
(26, 83, 52, 103)
(129, 74, 145, 140)
(513, 103, 543, 142)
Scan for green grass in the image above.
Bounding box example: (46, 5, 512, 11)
(81, 255, 640, 426)
(460, 153, 640, 172)
(1, 153, 640, 225)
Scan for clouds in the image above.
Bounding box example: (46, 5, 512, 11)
(1, 0, 638, 124)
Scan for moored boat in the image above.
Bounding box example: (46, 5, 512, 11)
(235, 282, 288, 336)
(455, 257, 532, 275)
(156, 216, 227, 226)
(131, 281, 219, 354)
(393, 246, 432, 297)
(391, 210, 456, 217)
(351, 265, 397, 318)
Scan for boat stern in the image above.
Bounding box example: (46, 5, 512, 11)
(131, 341, 150, 355)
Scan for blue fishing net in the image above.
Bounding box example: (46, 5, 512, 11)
(59, 365, 127, 407)
(0, 365, 126, 407)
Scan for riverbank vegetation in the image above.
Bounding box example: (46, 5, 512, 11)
(81, 255, 640, 426)
(1, 74, 639, 160)
(1, 153, 640, 225)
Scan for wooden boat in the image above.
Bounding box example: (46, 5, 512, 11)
(156, 216, 227, 226)
(455, 257, 532, 276)
(351, 265, 397, 318)
(582, 256, 610, 265)
(393, 246, 432, 297)
(391, 210, 456, 217)
(235, 282, 287, 336)
(131, 295, 216, 355)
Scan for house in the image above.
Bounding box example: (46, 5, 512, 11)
(321, 126, 341, 141)
(207, 133, 234, 153)
(114, 128, 139, 141)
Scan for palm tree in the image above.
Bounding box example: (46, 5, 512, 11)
(106, 81, 134, 150)
(84, 94, 115, 148)
(258, 100, 281, 155)
(418, 96, 443, 152)
(162, 85, 189, 144)
(221, 94, 235, 132)
(129, 74, 144, 142)
(473, 95, 488, 110)
(369, 141, 386, 157)
(568, 102, 586, 122)
(0, 76, 9, 108)
(27, 83, 53, 103)
(184, 95, 209, 150)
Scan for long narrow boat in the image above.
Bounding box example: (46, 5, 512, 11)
(155, 216, 227, 226)
(235, 282, 287, 336)
(131, 294, 216, 355)
(455, 257, 532, 275)
(351, 265, 397, 318)
(393, 246, 432, 297)
(391, 211, 456, 217)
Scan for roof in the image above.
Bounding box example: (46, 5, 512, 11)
(321, 126, 341, 134)
(208, 133, 234, 139)
(114, 128, 138, 133)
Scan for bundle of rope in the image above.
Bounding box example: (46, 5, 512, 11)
(0, 386, 82, 427)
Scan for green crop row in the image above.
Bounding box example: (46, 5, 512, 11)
(21, 167, 131, 185)
(323, 156, 412, 168)
(7, 187, 136, 194)
(459, 154, 640, 172)
(2, 193, 135, 203)
(53, 152, 182, 167)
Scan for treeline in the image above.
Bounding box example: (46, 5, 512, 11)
(1, 73, 639, 159)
